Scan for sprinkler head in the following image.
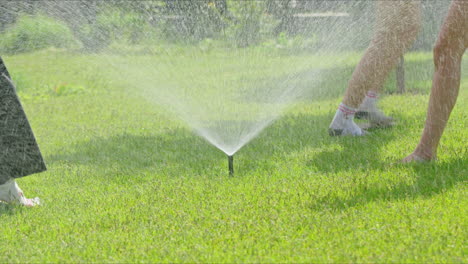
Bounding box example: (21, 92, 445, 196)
(228, 155, 234, 176)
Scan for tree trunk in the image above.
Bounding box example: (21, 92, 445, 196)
(396, 55, 405, 93)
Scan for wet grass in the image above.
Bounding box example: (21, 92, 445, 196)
(0, 49, 466, 262)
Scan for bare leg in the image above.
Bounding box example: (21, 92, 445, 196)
(343, 0, 421, 108)
(329, 1, 421, 136)
(403, 0, 468, 162)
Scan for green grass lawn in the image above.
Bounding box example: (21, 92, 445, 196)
(0, 48, 466, 262)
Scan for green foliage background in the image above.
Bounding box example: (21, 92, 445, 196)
(0, 14, 80, 54)
(0, 1, 451, 53)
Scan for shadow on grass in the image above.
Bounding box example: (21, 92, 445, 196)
(203, 112, 465, 210)
(0, 203, 17, 216)
(47, 112, 396, 177)
(238, 112, 399, 174)
(46, 111, 413, 177)
(311, 157, 468, 211)
(47, 128, 228, 178)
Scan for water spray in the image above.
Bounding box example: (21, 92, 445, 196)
(228, 155, 234, 176)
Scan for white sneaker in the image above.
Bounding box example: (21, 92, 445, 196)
(0, 179, 40, 207)
(329, 108, 367, 136)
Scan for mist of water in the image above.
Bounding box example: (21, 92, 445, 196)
(0, 0, 451, 157)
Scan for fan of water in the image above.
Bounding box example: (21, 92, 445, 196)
(91, 1, 372, 157)
(0, 1, 450, 174)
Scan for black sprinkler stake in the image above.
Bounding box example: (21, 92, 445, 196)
(228, 155, 234, 176)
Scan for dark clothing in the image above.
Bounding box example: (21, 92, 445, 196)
(0, 57, 46, 184)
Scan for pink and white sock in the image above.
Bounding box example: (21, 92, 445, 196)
(338, 102, 357, 117)
(367, 91, 379, 99)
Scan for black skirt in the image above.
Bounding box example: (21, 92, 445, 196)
(0, 57, 46, 183)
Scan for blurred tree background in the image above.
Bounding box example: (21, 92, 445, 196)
(0, 0, 451, 54)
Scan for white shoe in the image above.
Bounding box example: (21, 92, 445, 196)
(329, 109, 367, 136)
(0, 179, 40, 207)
